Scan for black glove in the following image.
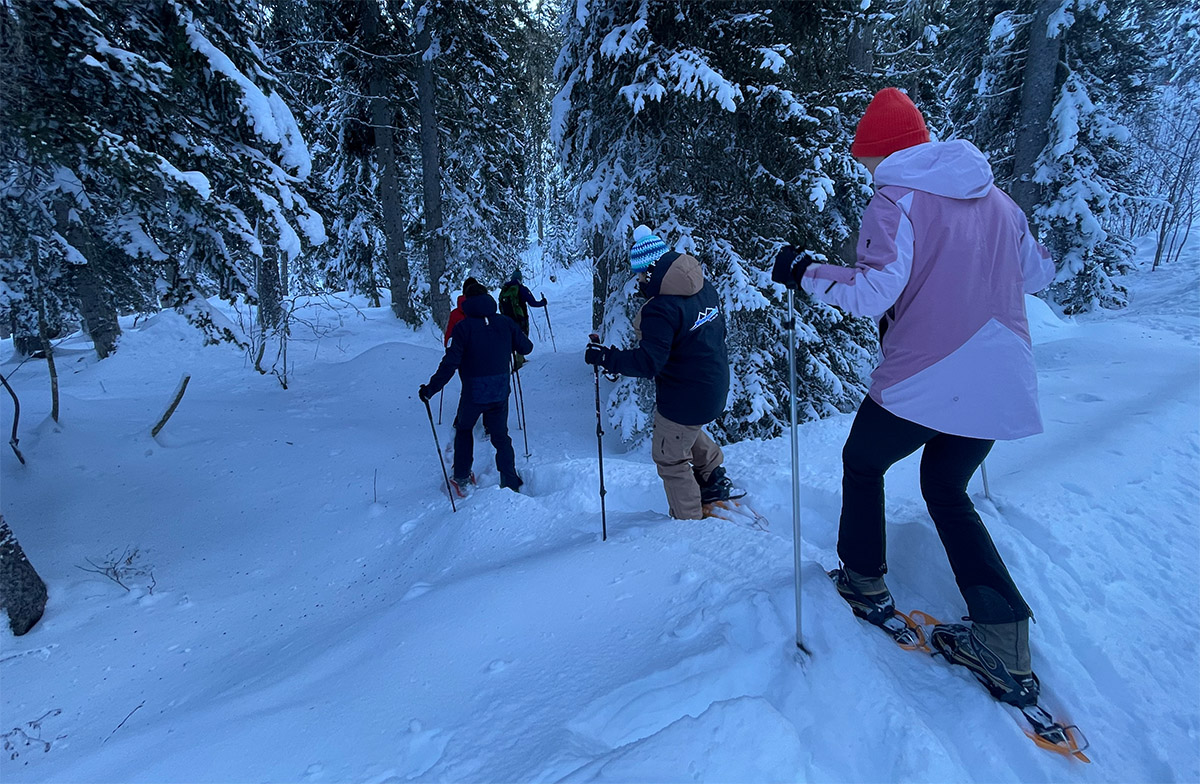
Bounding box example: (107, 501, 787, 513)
(418, 383, 433, 402)
(584, 342, 610, 368)
(538, 293, 548, 307)
(771, 245, 800, 285)
(771, 245, 816, 289)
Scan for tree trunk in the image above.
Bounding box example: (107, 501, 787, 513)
(35, 288, 59, 423)
(363, 3, 415, 323)
(415, 0, 449, 330)
(1010, 0, 1064, 217)
(0, 517, 47, 636)
(847, 17, 875, 73)
(30, 243, 59, 423)
(257, 249, 284, 330)
(55, 202, 121, 359)
(591, 230, 608, 332)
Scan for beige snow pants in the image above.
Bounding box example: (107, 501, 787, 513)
(652, 410, 724, 520)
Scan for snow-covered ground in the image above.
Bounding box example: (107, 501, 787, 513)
(2, 241, 1197, 783)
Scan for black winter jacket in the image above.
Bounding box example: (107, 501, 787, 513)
(426, 293, 533, 404)
(602, 252, 729, 426)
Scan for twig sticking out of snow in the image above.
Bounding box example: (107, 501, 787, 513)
(151, 374, 192, 438)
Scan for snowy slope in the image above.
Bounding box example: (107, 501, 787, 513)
(2, 246, 1197, 783)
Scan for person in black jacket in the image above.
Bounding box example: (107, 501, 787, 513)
(420, 280, 533, 493)
(584, 225, 738, 520)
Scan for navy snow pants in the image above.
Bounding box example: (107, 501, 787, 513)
(452, 397, 521, 490)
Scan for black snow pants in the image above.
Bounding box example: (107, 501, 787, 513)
(837, 395, 1031, 624)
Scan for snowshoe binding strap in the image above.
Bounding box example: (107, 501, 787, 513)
(828, 570, 925, 650)
(930, 624, 1040, 708)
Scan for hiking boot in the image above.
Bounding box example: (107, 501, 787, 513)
(697, 466, 744, 504)
(450, 473, 476, 498)
(500, 473, 523, 494)
(829, 567, 922, 648)
(930, 621, 1040, 708)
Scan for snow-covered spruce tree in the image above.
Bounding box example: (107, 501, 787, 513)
(262, 0, 416, 313)
(1, 0, 325, 359)
(945, 0, 1157, 313)
(555, 2, 881, 443)
(1035, 3, 1156, 312)
(1117, 5, 1200, 268)
(420, 0, 539, 307)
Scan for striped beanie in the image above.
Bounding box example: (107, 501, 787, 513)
(630, 225, 668, 272)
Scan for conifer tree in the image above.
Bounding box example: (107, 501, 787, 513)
(555, 1, 885, 442)
(0, 0, 325, 361)
(425, 0, 538, 300)
(945, 0, 1157, 313)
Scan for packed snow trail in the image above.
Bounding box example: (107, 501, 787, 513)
(2, 248, 1197, 782)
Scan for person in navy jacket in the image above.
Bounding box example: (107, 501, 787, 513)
(585, 225, 738, 520)
(420, 280, 533, 492)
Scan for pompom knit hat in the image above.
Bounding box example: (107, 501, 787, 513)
(630, 225, 669, 272)
(850, 88, 930, 158)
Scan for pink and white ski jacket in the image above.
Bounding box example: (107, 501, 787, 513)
(799, 140, 1056, 440)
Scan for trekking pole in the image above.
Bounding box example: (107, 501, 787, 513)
(437, 389, 443, 425)
(509, 358, 523, 431)
(544, 303, 557, 352)
(513, 363, 530, 458)
(787, 290, 811, 656)
(981, 460, 993, 502)
(424, 397, 457, 513)
(590, 333, 608, 541)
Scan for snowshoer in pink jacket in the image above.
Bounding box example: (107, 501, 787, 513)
(774, 88, 1056, 709)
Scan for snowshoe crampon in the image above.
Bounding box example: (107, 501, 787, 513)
(927, 619, 1091, 763)
(702, 498, 767, 531)
(1020, 704, 1091, 762)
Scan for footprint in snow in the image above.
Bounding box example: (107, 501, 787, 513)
(667, 608, 705, 641)
(400, 720, 451, 780)
(402, 583, 433, 601)
(1061, 482, 1094, 498)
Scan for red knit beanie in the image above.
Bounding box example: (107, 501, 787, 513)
(851, 88, 930, 158)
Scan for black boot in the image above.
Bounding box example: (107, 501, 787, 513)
(696, 466, 744, 504)
(930, 622, 1040, 708)
(829, 567, 922, 648)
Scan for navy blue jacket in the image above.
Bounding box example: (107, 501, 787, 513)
(426, 293, 533, 404)
(602, 253, 729, 426)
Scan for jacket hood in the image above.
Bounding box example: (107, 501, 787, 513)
(462, 293, 498, 318)
(645, 252, 704, 298)
(873, 139, 994, 199)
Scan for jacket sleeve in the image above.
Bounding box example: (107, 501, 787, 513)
(604, 304, 673, 379)
(1018, 216, 1056, 294)
(521, 286, 546, 308)
(800, 191, 913, 318)
(513, 321, 534, 356)
(427, 328, 465, 394)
